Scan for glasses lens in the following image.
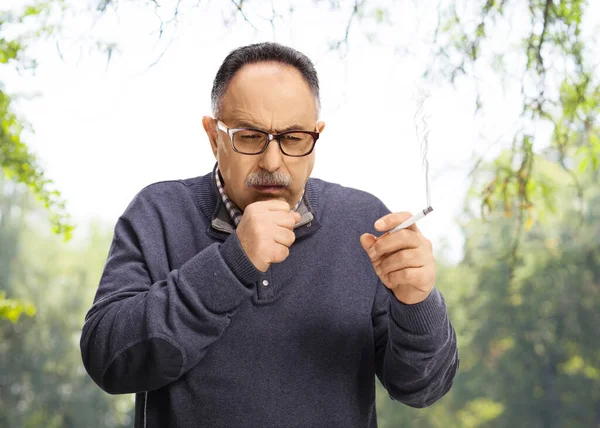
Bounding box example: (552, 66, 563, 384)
(280, 132, 314, 156)
(233, 130, 268, 154)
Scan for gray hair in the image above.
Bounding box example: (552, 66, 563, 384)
(211, 42, 321, 118)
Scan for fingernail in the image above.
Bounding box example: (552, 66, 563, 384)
(375, 266, 381, 275)
(368, 248, 375, 259)
(375, 220, 384, 229)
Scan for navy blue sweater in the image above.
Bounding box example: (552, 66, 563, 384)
(80, 170, 458, 428)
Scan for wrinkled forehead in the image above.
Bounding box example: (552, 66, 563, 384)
(219, 62, 319, 129)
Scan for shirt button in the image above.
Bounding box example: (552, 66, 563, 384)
(262, 280, 269, 287)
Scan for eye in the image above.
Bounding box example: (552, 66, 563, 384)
(239, 133, 263, 139)
(281, 133, 307, 142)
(235, 128, 267, 139)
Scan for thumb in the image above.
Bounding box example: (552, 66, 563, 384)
(360, 233, 377, 252)
(374, 211, 413, 232)
(292, 211, 302, 223)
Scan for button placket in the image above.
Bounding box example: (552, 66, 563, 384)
(256, 270, 274, 300)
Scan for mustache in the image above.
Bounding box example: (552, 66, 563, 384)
(245, 169, 293, 187)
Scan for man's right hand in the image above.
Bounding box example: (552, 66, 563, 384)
(236, 200, 301, 272)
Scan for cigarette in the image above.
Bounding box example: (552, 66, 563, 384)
(376, 206, 433, 240)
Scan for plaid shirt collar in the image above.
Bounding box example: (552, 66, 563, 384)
(214, 164, 304, 227)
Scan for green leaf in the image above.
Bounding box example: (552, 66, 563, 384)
(476, 23, 485, 38)
(578, 157, 589, 173)
(23, 5, 45, 17)
(0, 292, 36, 323)
(374, 8, 386, 23)
(591, 134, 600, 152)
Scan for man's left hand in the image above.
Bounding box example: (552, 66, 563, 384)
(360, 212, 436, 305)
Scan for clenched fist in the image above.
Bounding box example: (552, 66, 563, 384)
(236, 200, 301, 272)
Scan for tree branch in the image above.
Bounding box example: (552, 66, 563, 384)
(329, 0, 364, 54)
(230, 0, 257, 30)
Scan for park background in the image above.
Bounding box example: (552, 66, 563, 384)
(1, 0, 599, 426)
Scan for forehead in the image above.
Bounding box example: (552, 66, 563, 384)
(219, 62, 318, 128)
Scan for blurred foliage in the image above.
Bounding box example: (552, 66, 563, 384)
(1, 1, 73, 321)
(425, 0, 599, 249)
(0, 176, 134, 427)
(0, 291, 36, 322)
(0, 1, 73, 241)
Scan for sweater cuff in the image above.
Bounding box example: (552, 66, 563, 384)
(219, 232, 263, 285)
(388, 287, 447, 334)
(178, 244, 254, 314)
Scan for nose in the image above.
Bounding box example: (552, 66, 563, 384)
(258, 136, 284, 172)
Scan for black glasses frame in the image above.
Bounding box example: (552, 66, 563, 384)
(216, 120, 320, 157)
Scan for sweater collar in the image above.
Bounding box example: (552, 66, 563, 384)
(196, 163, 321, 239)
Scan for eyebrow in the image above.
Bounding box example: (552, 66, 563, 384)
(231, 120, 309, 133)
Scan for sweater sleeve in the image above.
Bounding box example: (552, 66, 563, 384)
(80, 191, 261, 395)
(372, 283, 459, 407)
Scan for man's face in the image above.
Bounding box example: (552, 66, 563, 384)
(202, 62, 325, 211)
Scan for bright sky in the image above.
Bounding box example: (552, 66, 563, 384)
(4, 0, 598, 262)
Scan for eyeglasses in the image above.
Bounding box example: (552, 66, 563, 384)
(216, 120, 320, 157)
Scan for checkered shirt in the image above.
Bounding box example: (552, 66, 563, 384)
(214, 165, 304, 227)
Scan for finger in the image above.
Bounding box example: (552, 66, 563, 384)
(388, 267, 433, 289)
(367, 229, 420, 262)
(360, 233, 377, 253)
(374, 249, 425, 275)
(374, 212, 411, 232)
(375, 211, 420, 233)
(274, 227, 296, 247)
(262, 200, 292, 212)
(292, 211, 302, 223)
(246, 200, 290, 213)
(270, 244, 290, 264)
(275, 212, 299, 229)
(373, 242, 432, 268)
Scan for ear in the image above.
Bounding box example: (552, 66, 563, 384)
(202, 116, 219, 157)
(316, 121, 326, 133)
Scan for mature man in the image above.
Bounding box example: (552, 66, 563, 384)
(81, 42, 459, 428)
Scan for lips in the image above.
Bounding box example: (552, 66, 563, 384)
(253, 185, 285, 193)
